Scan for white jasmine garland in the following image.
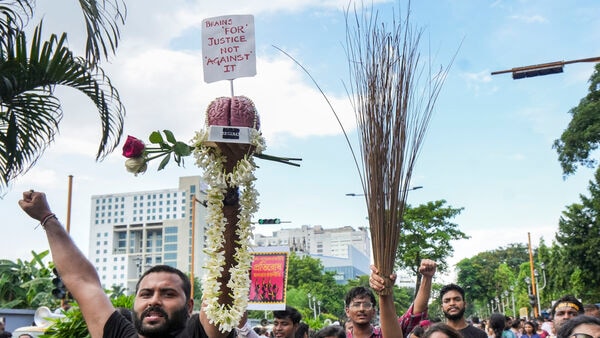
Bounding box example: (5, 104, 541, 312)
(191, 130, 264, 333)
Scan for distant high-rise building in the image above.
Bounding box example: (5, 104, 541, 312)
(88, 176, 208, 293)
(253, 224, 371, 259)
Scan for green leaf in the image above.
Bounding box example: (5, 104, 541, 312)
(149, 131, 164, 144)
(163, 130, 176, 144)
(157, 153, 170, 171)
(174, 142, 192, 156)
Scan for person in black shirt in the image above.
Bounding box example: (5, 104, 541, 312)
(439, 284, 487, 338)
(19, 191, 232, 338)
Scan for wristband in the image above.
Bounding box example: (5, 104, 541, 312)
(38, 213, 57, 229)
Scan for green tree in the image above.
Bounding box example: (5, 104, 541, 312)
(395, 200, 468, 291)
(0, 0, 127, 191)
(287, 252, 347, 320)
(553, 62, 600, 176)
(545, 240, 571, 301)
(0, 250, 57, 309)
(555, 169, 600, 301)
(456, 244, 530, 315)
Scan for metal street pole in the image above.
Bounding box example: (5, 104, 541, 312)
(510, 286, 516, 318)
(535, 269, 542, 316)
(527, 233, 539, 318)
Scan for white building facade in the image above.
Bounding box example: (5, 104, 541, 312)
(253, 225, 371, 260)
(88, 176, 208, 293)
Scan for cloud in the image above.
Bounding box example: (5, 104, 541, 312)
(509, 14, 547, 24)
(460, 70, 494, 94)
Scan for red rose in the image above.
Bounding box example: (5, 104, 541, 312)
(122, 135, 145, 158)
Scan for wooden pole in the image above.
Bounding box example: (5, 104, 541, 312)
(66, 175, 73, 234)
(190, 194, 196, 299)
(63, 175, 74, 309)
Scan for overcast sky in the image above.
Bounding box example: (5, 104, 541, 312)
(1, 0, 599, 282)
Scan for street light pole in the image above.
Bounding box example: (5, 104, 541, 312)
(535, 263, 547, 315)
(307, 293, 318, 320)
(346, 186, 423, 196)
(510, 285, 516, 318)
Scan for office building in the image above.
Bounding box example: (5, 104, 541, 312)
(88, 176, 208, 292)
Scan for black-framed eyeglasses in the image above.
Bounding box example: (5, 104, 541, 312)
(571, 333, 599, 338)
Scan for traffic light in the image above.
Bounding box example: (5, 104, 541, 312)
(52, 268, 68, 299)
(258, 218, 281, 224)
(512, 65, 563, 79)
(528, 293, 536, 306)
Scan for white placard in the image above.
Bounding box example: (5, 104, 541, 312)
(202, 15, 256, 83)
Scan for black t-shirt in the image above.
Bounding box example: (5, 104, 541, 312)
(103, 310, 210, 338)
(460, 325, 488, 338)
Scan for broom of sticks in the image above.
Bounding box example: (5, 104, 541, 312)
(344, 2, 453, 294)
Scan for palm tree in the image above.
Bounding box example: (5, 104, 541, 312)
(0, 0, 127, 192)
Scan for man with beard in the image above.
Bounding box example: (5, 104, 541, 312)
(439, 284, 486, 338)
(19, 190, 233, 338)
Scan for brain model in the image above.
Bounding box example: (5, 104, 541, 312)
(206, 96, 260, 130)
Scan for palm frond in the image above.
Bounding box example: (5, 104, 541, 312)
(0, 1, 34, 50)
(0, 23, 125, 191)
(77, 0, 127, 66)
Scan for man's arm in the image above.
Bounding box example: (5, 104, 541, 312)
(370, 266, 403, 338)
(19, 191, 114, 338)
(413, 259, 436, 314)
(370, 260, 436, 337)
